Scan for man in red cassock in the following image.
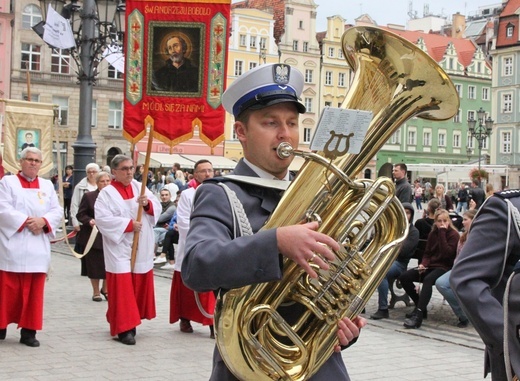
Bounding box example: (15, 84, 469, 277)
(170, 159, 216, 337)
(95, 154, 160, 345)
(0, 147, 62, 347)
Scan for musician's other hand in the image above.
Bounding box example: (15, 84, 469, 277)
(334, 316, 366, 352)
(277, 221, 340, 278)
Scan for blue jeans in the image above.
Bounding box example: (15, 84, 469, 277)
(377, 261, 407, 310)
(435, 270, 468, 321)
(456, 201, 467, 213)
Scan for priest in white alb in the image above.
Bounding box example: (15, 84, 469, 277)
(95, 154, 160, 345)
(0, 147, 62, 347)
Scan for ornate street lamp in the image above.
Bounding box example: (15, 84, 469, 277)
(467, 106, 493, 187)
(34, 0, 125, 181)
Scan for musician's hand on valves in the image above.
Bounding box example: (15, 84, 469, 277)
(133, 221, 143, 232)
(137, 195, 149, 207)
(276, 221, 340, 279)
(334, 316, 367, 352)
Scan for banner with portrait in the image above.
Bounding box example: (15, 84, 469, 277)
(124, 0, 230, 151)
(1, 99, 55, 175)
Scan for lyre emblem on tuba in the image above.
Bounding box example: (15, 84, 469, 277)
(215, 26, 459, 381)
(324, 130, 355, 159)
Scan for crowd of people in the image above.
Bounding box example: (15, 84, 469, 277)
(0, 62, 517, 380)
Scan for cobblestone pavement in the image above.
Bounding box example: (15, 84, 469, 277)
(0, 241, 486, 380)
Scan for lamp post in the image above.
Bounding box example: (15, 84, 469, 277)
(34, 0, 125, 182)
(467, 106, 493, 187)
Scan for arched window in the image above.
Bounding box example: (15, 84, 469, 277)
(22, 4, 42, 29)
(364, 168, 372, 179)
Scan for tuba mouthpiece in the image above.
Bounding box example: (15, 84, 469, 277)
(276, 142, 294, 159)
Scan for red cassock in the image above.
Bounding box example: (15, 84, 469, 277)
(169, 271, 215, 326)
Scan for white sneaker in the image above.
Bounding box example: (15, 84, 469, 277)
(153, 256, 167, 264)
(161, 263, 175, 270)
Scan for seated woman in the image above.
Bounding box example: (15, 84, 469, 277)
(435, 208, 477, 328)
(399, 208, 459, 329)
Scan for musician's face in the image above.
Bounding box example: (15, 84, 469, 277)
(235, 103, 299, 179)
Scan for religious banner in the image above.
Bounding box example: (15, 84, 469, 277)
(0, 99, 55, 175)
(124, 0, 230, 151)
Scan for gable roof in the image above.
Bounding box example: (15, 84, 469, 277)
(382, 27, 477, 67)
(496, 0, 520, 48)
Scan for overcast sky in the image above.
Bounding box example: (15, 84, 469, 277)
(314, 0, 502, 31)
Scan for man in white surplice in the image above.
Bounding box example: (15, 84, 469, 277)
(95, 154, 160, 345)
(0, 147, 62, 347)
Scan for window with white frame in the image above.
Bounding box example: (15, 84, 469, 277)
(338, 72, 346, 87)
(504, 56, 513, 76)
(328, 47, 334, 57)
(108, 64, 123, 79)
(501, 131, 512, 153)
(482, 136, 489, 149)
(325, 101, 332, 107)
(303, 41, 308, 52)
(239, 35, 246, 46)
(108, 100, 123, 129)
(467, 110, 475, 121)
(299, 20, 304, 29)
(249, 36, 256, 48)
(293, 40, 298, 51)
(467, 132, 474, 149)
(468, 85, 476, 99)
(305, 69, 313, 83)
(234, 60, 243, 76)
(453, 109, 461, 123)
(407, 129, 416, 145)
(325, 71, 332, 85)
(303, 128, 312, 143)
(423, 131, 431, 146)
(260, 37, 266, 49)
(304, 98, 313, 112)
(453, 132, 461, 148)
(51, 49, 70, 74)
(482, 87, 490, 101)
(22, 4, 42, 29)
(52, 96, 69, 125)
(21, 43, 41, 71)
(249, 62, 257, 70)
(477, 62, 482, 73)
(390, 129, 401, 144)
(507, 24, 514, 37)
(91, 99, 97, 128)
(455, 84, 462, 97)
(503, 93, 513, 113)
(338, 49, 343, 59)
(438, 131, 446, 147)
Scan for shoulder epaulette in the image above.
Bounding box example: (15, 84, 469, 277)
(494, 189, 520, 199)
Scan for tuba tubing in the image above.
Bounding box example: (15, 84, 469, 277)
(215, 26, 460, 381)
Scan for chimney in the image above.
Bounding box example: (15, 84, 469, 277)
(452, 12, 466, 38)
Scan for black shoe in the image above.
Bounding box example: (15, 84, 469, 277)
(403, 309, 423, 329)
(457, 318, 469, 328)
(20, 329, 40, 347)
(118, 330, 136, 345)
(405, 308, 427, 319)
(370, 309, 389, 320)
(0, 328, 6, 340)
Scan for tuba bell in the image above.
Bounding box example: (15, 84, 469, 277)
(214, 26, 460, 381)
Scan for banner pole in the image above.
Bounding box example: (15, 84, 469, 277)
(131, 116, 154, 272)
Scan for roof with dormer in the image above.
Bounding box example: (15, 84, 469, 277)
(496, 0, 520, 48)
(381, 27, 479, 68)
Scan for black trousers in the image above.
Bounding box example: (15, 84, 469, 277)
(162, 229, 179, 261)
(399, 267, 447, 311)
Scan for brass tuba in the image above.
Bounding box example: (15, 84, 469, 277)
(214, 26, 460, 381)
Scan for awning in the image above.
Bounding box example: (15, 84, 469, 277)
(137, 152, 238, 170)
(137, 153, 195, 168)
(180, 154, 238, 170)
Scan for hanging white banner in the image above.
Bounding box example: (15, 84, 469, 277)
(43, 5, 76, 50)
(102, 44, 125, 73)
